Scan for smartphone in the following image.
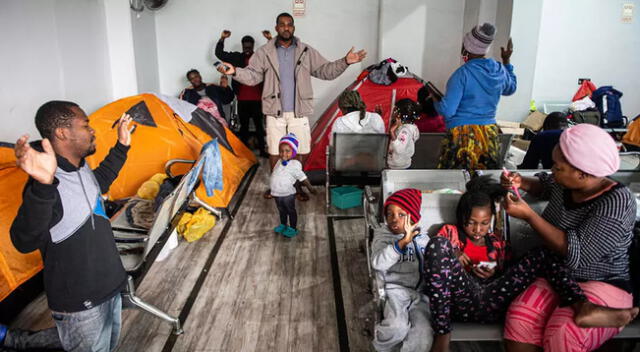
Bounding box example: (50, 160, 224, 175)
(478, 261, 497, 269)
(213, 61, 229, 71)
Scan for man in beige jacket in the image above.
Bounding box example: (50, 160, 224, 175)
(218, 12, 366, 199)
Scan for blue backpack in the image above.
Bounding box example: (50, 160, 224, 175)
(592, 86, 626, 128)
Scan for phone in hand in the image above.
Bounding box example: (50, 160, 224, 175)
(478, 261, 497, 270)
(213, 61, 230, 71)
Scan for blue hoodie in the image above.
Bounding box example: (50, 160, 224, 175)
(434, 58, 516, 129)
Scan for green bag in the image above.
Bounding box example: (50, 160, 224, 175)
(572, 109, 601, 126)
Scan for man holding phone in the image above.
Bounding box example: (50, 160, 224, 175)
(217, 12, 367, 200)
(10, 101, 133, 351)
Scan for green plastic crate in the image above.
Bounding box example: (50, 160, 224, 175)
(330, 186, 364, 209)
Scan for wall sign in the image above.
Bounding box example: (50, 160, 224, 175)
(622, 3, 634, 23)
(293, 0, 305, 17)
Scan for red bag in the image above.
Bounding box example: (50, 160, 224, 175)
(572, 80, 597, 101)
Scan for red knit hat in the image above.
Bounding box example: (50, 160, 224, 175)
(383, 188, 422, 223)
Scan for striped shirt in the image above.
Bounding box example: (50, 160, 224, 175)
(538, 172, 635, 286)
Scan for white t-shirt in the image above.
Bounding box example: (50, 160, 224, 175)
(387, 124, 420, 169)
(330, 111, 385, 144)
(270, 159, 308, 197)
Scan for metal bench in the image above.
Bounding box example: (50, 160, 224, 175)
(109, 147, 222, 335)
(326, 133, 389, 209)
(365, 169, 640, 342)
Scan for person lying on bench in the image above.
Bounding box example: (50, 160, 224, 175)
(387, 99, 421, 169)
(502, 123, 639, 352)
(371, 189, 433, 352)
(423, 175, 638, 352)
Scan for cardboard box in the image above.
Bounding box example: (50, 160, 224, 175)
(499, 127, 525, 136)
(512, 138, 531, 151)
(520, 111, 548, 132)
(496, 120, 521, 129)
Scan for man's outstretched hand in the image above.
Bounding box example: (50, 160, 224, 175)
(220, 30, 231, 39)
(501, 38, 513, 65)
(15, 135, 57, 185)
(262, 30, 272, 40)
(345, 47, 367, 65)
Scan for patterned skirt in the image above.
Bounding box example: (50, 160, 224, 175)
(437, 124, 500, 171)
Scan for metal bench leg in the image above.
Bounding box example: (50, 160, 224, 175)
(192, 194, 223, 219)
(326, 146, 331, 211)
(122, 276, 184, 335)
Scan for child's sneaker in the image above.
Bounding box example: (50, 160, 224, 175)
(282, 226, 299, 238)
(274, 224, 287, 233)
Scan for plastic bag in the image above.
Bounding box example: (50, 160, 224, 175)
(137, 180, 160, 200)
(572, 80, 597, 101)
(136, 173, 167, 200)
(176, 208, 216, 242)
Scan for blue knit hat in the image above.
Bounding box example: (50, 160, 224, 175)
(279, 133, 299, 158)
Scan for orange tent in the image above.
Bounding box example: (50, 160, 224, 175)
(86, 93, 257, 208)
(0, 144, 43, 302)
(0, 94, 256, 302)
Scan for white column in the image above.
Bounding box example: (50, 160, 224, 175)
(103, 0, 138, 99)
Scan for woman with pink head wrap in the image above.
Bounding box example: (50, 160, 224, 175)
(501, 124, 638, 351)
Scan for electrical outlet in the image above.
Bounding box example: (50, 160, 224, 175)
(578, 78, 591, 85)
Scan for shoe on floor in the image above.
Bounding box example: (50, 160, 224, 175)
(274, 224, 287, 233)
(281, 226, 299, 238)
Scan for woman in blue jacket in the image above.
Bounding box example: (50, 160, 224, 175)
(428, 23, 516, 170)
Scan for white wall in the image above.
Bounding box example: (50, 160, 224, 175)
(131, 9, 160, 93)
(379, 0, 429, 78)
(0, 0, 113, 142)
(494, 0, 544, 122)
(421, 0, 467, 90)
(532, 0, 640, 118)
(154, 0, 379, 125)
(103, 0, 138, 100)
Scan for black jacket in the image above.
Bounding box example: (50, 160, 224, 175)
(179, 84, 234, 118)
(10, 141, 129, 312)
(215, 39, 253, 96)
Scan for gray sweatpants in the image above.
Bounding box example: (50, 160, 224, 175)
(372, 285, 433, 352)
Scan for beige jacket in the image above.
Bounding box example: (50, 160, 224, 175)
(232, 37, 349, 118)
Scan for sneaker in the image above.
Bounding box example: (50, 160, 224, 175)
(282, 226, 299, 238)
(274, 224, 287, 233)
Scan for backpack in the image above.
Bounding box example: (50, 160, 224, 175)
(571, 108, 601, 126)
(592, 86, 626, 128)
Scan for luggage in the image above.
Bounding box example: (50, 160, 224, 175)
(592, 86, 626, 128)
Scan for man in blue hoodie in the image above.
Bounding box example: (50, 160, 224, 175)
(428, 23, 516, 170)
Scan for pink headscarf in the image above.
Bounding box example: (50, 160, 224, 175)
(559, 124, 619, 177)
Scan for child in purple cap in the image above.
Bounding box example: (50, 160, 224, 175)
(270, 133, 316, 237)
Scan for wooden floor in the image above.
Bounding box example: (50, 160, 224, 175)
(11, 160, 634, 351)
